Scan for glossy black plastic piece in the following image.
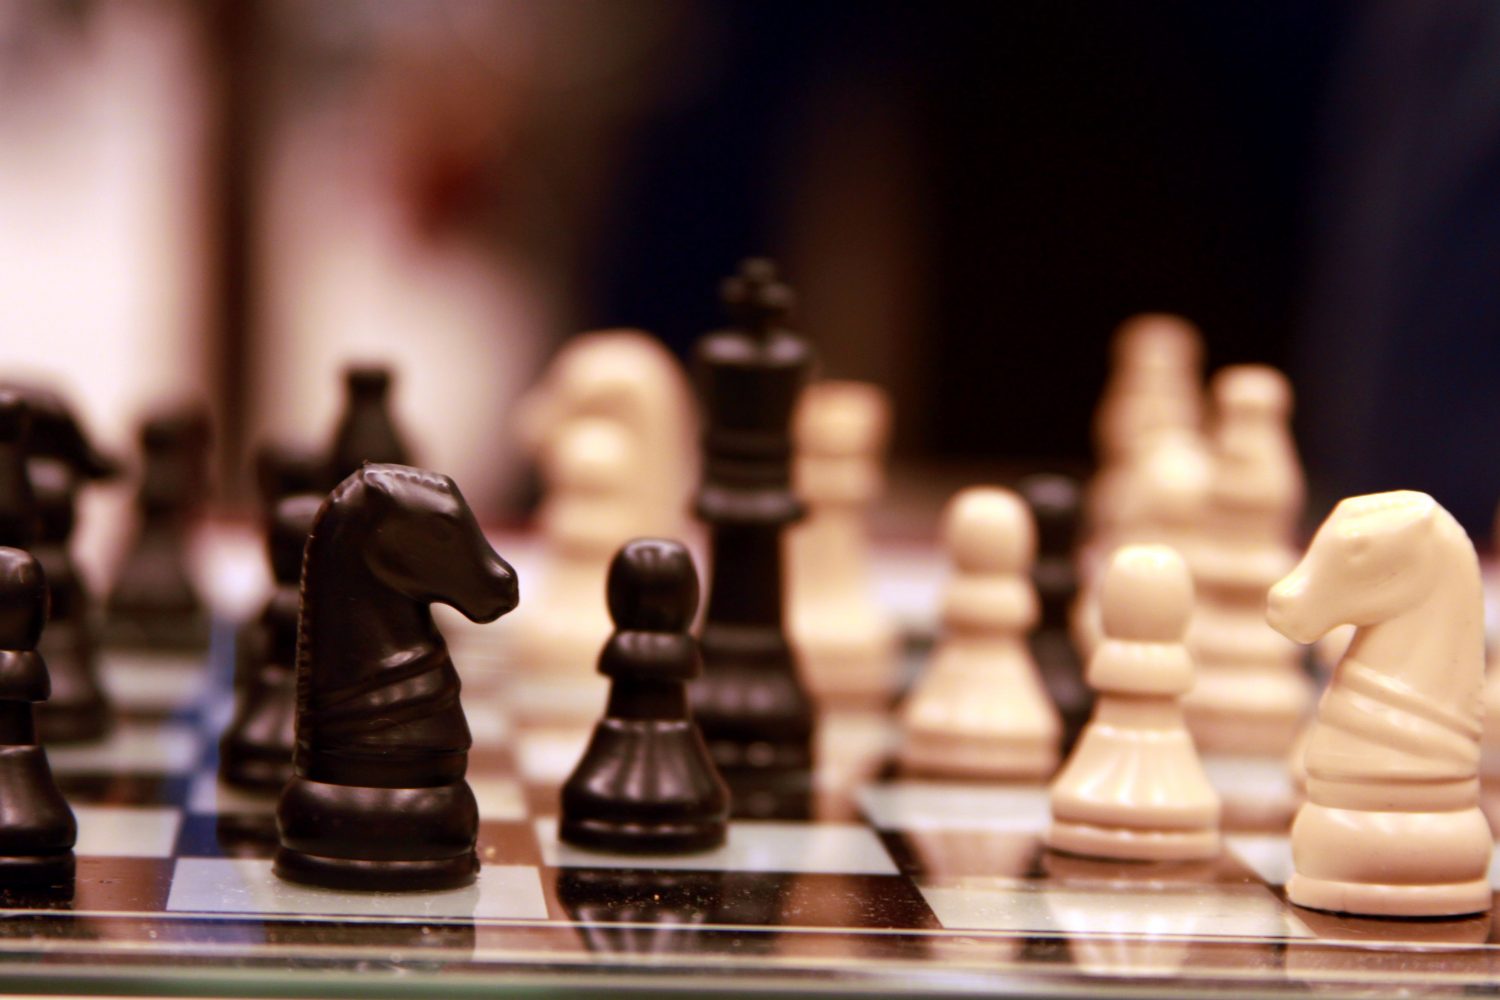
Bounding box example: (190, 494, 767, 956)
(274, 464, 517, 892)
(561, 539, 730, 854)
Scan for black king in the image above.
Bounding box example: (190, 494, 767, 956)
(689, 259, 816, 818)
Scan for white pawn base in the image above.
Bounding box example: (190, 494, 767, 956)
(1047, 819, 1219, 863)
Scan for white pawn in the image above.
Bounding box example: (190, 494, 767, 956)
(1086, 314, 1205, 550)
(900, 487, 1060, 779)
(1184, 365, 1311, 753)
(510, 417, 636, 716)
(788, 381, 899, 708)
(1049, 545, 1220, 861)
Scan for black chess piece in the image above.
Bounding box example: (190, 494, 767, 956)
(104, 406, 213, 651)
(0, 386, 118, 743)
(254, 441, 325, 507)
(31, 458, 109, 743)
(0, 394, 77, 887)
(561, 538, 730, 853)
(324, 366, 411, 489)
(689, 259, 816, 819)
(232, 442, 326, 694)
(1019, 473, 1090, 748)
(274, 464, 518, 891)
(220, 492, 321, 792)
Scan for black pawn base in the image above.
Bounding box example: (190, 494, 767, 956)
(0, 852, 74, 888)
(275, 775, 479, 892)
(561, 723, 728, 855)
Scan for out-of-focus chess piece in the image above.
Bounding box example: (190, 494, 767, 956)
(788, 380, 899, 709)
(1184, 366, 1311, 753)
(900, 487, 1060, 780)
(104, 406, 212, 652)
(516, 329, 696, 540)
(324, 365, 412, 489)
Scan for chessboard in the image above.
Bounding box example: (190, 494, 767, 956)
(2, 532, 1498, 1000)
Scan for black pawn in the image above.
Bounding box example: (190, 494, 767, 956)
(689, 259, 816, 819)
(31, 458, 109, 743)
(325, 365, 411, 489)
(1019, 473, 1090, 747)
(561, 538, 729, 854)
(104, 407, 212, 651)
(0, 395, 76, 886)
(220, 492, 321, 791)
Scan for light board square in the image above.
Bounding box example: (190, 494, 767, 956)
(165, 858, 547, 920)
(74, 805, 183, 858)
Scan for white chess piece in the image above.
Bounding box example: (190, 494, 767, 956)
(1483, 499, 1500, 778)
(515, 329, 696, 539)
(1071, 424, 1212, 660)
(1183, 365, 1312, 753)
(1086, 314, 1205, 551)
(899, 487, 1060, 779)
(788, 381, 899, 708)
(1267, 491, 1492, 918)
(1049, 544, 1220, 861)
(509, 417, 636, 715)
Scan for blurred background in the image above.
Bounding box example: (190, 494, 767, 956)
(2, 0, 1499, 544)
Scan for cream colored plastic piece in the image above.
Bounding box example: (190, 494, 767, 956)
(1086, 314, 1204, 550)
(1288, 623, 1355, 789)
(900, 487, 1060, 779)
(1267, 490, 1492, 918)
(1183, 365, 1312, 753)
(509, 417, 636, 712)
(515, 329, 696, 540)
(1071, 424, 1212, 661)
(1048, 544, 1221, 861)
(1484, 500, 1500, 778)
(788, 381, 900, 708)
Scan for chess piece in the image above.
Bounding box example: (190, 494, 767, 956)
(560, 538, 729, 853)
(516, 329, 697, 540)
(220, 493, 321, 792)
(787, 380, 899, 708)
(1048, 545, 1220, 861)
(0, 394, 77, 886)
(325, 365, 412, 489)
(1184, 366, 1312, 753)
(510, 417, 636, 711)
(0, 386, 118, 743)
(275, 465, 518, 891)
(254, 441, 325, 505)
(30, 458, 109, 743)
(689, 259, 816, 818)
(1086, 314, 1204, 551)
(1020, 473, 1089, 743)
(900, 487, 1061, 779)
(1071, 423, 1213, 662)
(1267, 491, 1492, 917)
(104, 406, 212, 651)
(1483, 498, 1500, 779)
